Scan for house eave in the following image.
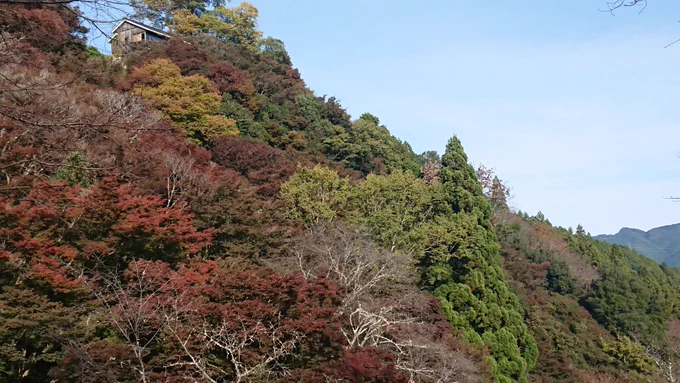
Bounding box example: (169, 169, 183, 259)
(107, 32, 118, 43)
(110, 18, 172, 39)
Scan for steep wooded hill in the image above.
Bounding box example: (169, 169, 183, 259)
(2, 1, 680, 383)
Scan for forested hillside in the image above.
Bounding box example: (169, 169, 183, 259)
(1, 1, 680, 382)
(595, 224, 680, 268)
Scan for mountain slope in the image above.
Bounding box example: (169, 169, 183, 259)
(4, 1, 680, 382)
(595, 223, 680, 267)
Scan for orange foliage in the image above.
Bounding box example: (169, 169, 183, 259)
(0, 178, 213, 293)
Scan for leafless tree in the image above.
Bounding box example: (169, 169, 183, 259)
(648, 350, 679, 383)
(0, 68, 159, 133)
(290, 224, 413, 309)
(164, 313, 303, 383)
(342, 304, 417, 348)
(155, 150, 221, 209)
(203, 322, 302, 383)
(421, 161, 441, 186)
(281, 224, 482, 383)
(94, 89, 160, 129)
(641, 329, 680, 383)
(338, 294, 481, 383)
(0, 62, 166, 191)
(82, 259, 307, 383)
(161, 152, 196, 207)
(84, 260, 170, 383)
(0, 0, 134, 52)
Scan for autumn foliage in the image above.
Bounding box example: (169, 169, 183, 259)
(0, 178, 212, 294)
(128, 58, 238, 143)
(4, 0, 680, 382)
(55, 259, 347, 381)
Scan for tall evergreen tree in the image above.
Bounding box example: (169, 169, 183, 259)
(425, 136, 537, 383)
(439, 136, 490, 220)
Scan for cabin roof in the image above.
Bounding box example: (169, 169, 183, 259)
(108, 18, 172, 42)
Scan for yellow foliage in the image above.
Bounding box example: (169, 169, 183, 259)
(131, 58, 238, 143)
(170, 9, 201, 34)
(199, 114, 238, 140)
(280, 165, 350, 229)
(601, 335, 654, 374)
(129, 57, 182, 86)
(170, 2, 262, 48)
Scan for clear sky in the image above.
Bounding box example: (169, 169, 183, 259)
(92, 1, 680, 235)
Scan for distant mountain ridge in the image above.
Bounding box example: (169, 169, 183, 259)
(595, 223, 680, 267)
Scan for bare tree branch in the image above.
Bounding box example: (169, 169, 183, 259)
(600, 0, 648, 14)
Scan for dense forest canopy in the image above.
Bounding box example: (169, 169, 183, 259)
(1, 0, 680, 382)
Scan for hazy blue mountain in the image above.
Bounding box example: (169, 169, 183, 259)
(595, 223, 680, 267)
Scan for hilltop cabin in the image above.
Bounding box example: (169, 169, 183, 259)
(109, 18, 171, 56)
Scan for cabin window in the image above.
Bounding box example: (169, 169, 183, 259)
(132, 32, 144, 42)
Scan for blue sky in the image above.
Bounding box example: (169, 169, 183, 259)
(92, 1, 680, 235)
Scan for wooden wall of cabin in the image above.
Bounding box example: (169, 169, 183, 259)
(111, 23, 167, 56)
